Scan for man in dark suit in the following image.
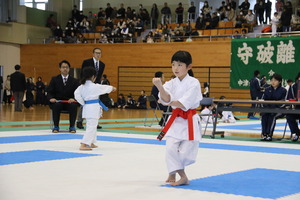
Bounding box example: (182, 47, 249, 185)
(247, 70, 261, 119)
(47, 60, 80, 133)
(77, 48, 105, 129)
(10, 65, 26, 112)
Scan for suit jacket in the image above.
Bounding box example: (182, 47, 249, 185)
(81, 58, 105, 84)
(10, 71, 26, 92)
(47, 74, 79, 100)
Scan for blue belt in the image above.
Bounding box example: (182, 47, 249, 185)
(84, 99, 108, 111)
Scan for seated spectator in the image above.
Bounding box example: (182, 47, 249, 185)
(221, 111, 236, 123)
(116, 93, 126, 108)
(173, 23, 184, 34)
(126, 7, 134, 19)
(121, 24, 129, 38)
(286, 72, 300, 142)
(195, 13, 205, 30)
(233, 30, 241, 39)
(136, 90, 147, 109)
(173, 30, 184, 42)
(53, 25, 63, 39)
(206, 12, 219, 29)
(241, 28, 248, 38)
(235, 11, 246, 28)
(117, 18, 126, 29)
(184, 22, 192, 36)
(135, 18, 144, 36)
(200, 104, 215, 124)
(201, 1, 212, 19)
(225, 4, 235, 21)
(77, 33, 88, 43)
(242, 10, 255, 32)
(47, 60, 80, 133)
(261, 73, 287, 141)
(291, 14, 300, 31)
(87, 11, 96, 32)
(67, 32, 78, 43)
(99, 34, 109, 43)
(105, 17, 114, 29)
(79, 17, 90, 33)
(162, 24, 171, 36)
(146, 31, 154, 43)
(123, 94, 136, 109)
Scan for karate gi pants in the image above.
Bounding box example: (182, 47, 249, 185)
(166, 137, 199, 174)
(81, 118, 98, 145)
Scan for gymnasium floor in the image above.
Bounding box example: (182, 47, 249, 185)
(1, 105, 300, 200)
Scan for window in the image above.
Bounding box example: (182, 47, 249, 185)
(20, 0, 48, 10)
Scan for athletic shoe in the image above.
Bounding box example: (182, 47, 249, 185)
(52, 126, 59, 133)
(69, 126, 76, 133)
(292, 135, 299, 142)
(266, 136, 272, 141)
(261, 136, 267, 141)
(249, 116, 259, 120)
(97, 125, 102, 129)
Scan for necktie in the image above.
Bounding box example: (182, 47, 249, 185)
(63, 77, 67, 86)
(95, 62, 99, 72)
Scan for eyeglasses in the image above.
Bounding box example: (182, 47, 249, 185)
(94, 52, 101, 54)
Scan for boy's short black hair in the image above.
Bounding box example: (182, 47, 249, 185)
(287, 79, 293, 83)
(59, 60, 71, 68)
(154, 71, 163, 78)
(15, 65, 21, 70)
(254, 70, 260, 76)
(171, 50, 192, 66)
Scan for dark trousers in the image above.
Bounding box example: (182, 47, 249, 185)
(13, 91, 24, 111)
(261, 113, 276, 136)
(248, 96, 259, 118)
(286, 114, 300, 135)
(51, 102, 78, 127)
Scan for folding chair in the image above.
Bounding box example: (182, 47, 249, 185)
(199, 97, 215, 136)
(144, 95, 160, 127)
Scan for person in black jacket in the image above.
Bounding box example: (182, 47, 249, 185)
(47, 60, 80, 133)
(10, 65, 26, 112)
(286, 72, 300, 142)
(248, 70, 261, 119)
(260, 74, 287, 141)
(77, 48, 105, 129)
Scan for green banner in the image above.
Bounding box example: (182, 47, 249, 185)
(230, 36, 300, 89)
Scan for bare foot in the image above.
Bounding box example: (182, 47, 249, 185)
(165, 174, 176, 183)
(91, 143, 98, 148)
(79, 144, 92, 151)
(170, 177, 190, 186)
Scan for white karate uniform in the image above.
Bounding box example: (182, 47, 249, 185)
(221, 111, 236, 123)
(74, 80, 113, 145)
(159, 74, 203, 174)
(200, 107, 214, 124)
(271, 16, 280, 35)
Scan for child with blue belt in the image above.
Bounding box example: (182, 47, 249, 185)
(74, 67, 116, 150)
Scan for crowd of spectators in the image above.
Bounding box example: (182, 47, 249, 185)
(46, 1, 298, 44)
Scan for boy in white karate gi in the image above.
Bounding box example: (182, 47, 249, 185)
(153, 50, 202, 186)
(74, 67, 116, 150)
(222, 111, 236, 123)
(200, 104, 215, 124)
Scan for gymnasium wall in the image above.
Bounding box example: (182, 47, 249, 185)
(20, 41, 250, 101)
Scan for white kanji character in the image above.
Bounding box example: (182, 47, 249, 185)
(277, 40, 295, 64)
(256, 41, 274, 64)
(237, 42, 253, 65)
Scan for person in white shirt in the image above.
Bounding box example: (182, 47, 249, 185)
(153, 50, 202, 187)
(200, 105, 214, 124)
(74, 67, 116, 150)
(271, 12, 280, 35)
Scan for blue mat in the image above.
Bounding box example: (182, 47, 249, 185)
(0, 150, 100, 165)
(1, 134, 300, 155)
(162, 168, 300, 199)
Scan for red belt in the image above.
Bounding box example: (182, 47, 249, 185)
(157, 108, 197, 141)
